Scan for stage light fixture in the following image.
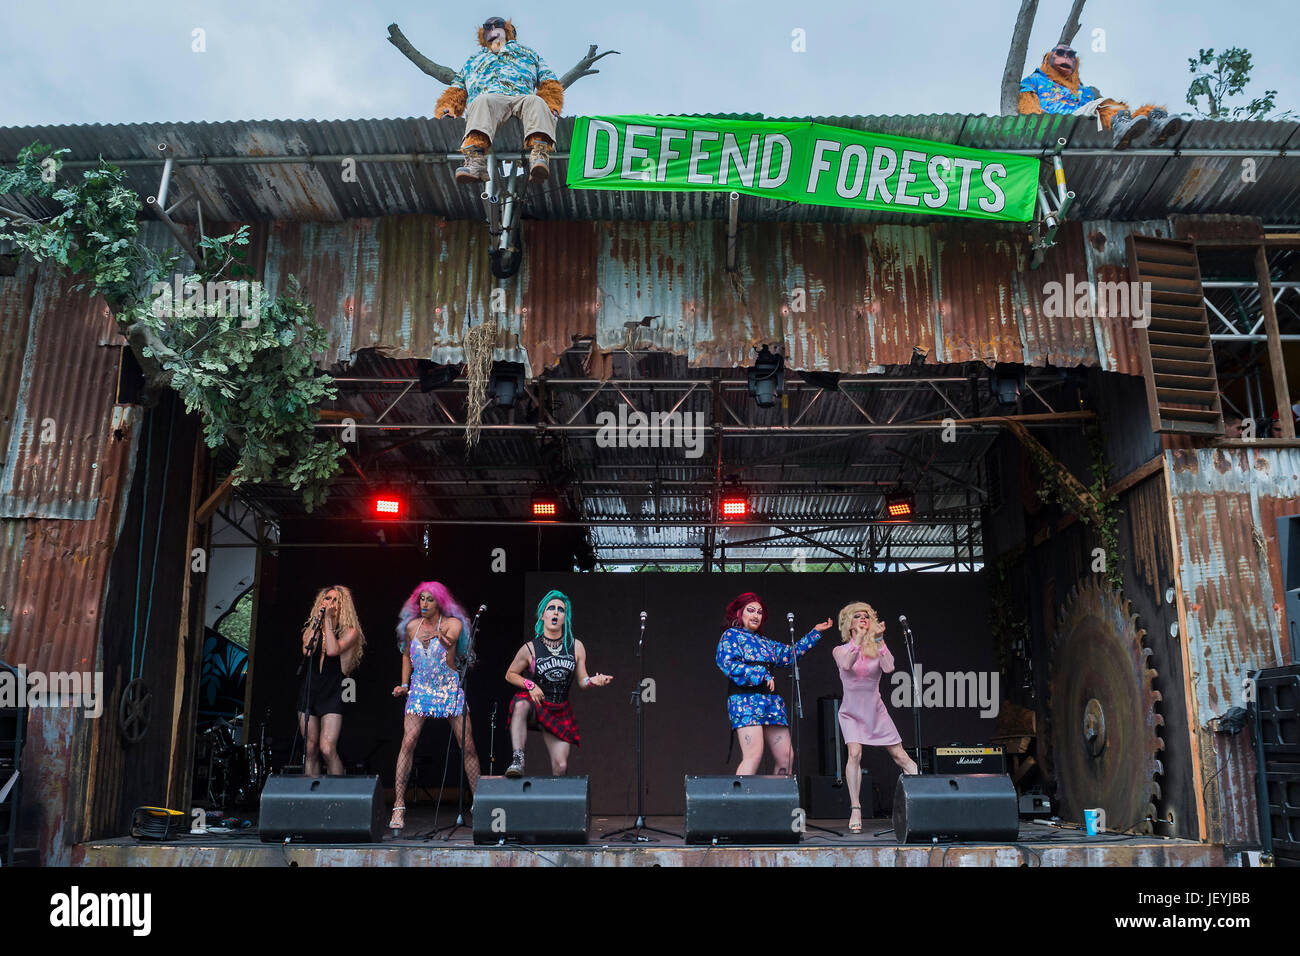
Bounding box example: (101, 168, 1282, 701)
(990, 364, 1026, 407)
(531, 488, 561, 521)
(883, 489, 915, 522)
(490, 361, 528, 409)
(373, 494, 404, 518)
(417, 360, 459, 393)
(574, 533, 597, 572)
(747, 345, 785, 409)
(719, 485, 749, 520)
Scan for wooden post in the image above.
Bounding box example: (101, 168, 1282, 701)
(1255, 245, 1294, 439)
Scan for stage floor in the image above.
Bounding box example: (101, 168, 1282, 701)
(76, 806, 1233, 866)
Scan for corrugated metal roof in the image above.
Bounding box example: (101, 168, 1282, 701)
(3, 114, 1297, 225)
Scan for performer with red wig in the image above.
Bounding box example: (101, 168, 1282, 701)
(716, 592, 833, 775)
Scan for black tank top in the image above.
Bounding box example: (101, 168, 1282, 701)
(531, 636, 576, 703)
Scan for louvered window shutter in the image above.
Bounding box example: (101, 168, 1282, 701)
(1126, 236, 1223, 435)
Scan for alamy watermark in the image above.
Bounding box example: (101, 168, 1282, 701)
(889, 665, 999, 718)
(594, 406, 706, 459)
(1042, 272, 1153, 327)
(149, 275, 264, 328)
(0, 667, 104, 717)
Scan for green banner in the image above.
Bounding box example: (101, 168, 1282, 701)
(566, 115, 1039, 222)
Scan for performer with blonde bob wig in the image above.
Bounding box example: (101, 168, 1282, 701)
(388, 581, 480, 830)
(297, 586, 365, 777)
(833, 601, 917, 833)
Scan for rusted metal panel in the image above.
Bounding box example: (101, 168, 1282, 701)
(17, 705, 85, 866)
(933, 223, 1025, 364)
(522, 220, 600, 372)
(75, 836, 1228, 867)
(1166, 447, 1300, 843)
(0, 253, 38, 460)
(259, 217, 1150, 378)
(1082, 220, 1172, 376)
(0, 265, 134, 518)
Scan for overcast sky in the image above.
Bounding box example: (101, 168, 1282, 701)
(1, 0, 1295, 126)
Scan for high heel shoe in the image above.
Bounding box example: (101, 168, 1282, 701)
(848, 805, 863, 833)
(388, 805, 406, 830)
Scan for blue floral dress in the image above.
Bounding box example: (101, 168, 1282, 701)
(406, 626, 465, 718)
(716, 626, 821, 729)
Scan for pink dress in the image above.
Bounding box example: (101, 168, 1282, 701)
(834, 642, 902, 746)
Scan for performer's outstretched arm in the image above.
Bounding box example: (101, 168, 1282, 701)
(573, 640, 612, 689)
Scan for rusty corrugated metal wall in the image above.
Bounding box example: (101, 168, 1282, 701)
(260, 217, 1158, 378)
(1166, 447, 1299, 844)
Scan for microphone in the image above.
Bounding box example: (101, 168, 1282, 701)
(786, 612, 794, 623)
(899, 614, 908, 627)
(640, 611, 647, 624)
(478, 604, 487, 614)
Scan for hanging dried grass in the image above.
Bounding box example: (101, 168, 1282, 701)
(463, 317, 499, 446)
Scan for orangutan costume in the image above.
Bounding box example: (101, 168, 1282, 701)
(434, 16, 564, 185)
(1018, 46, 1185, 149)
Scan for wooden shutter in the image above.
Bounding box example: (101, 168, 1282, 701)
(1126, 235, 1223, 435)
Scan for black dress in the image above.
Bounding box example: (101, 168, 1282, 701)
(298, 640, 344, 717)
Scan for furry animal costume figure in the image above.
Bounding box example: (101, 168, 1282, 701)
(435, 17, 565, 183)
(1018, 47, 1182, 148)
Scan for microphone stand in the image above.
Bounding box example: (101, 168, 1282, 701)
(787, 613, 835, 837)
(433, 605, 485, 841)
(488, 702, 497, 776)
(607, 611, 678, 841)
(289, 612, 324, 773)
(900, 616, 922, 771)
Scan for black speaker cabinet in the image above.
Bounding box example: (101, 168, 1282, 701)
(472, 776, 589, 845)
(258, 774, 385, 843)
(892, 774, 1019, 843)
(684, 775, 800, 845)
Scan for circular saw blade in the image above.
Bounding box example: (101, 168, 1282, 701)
(1049, 578, 1164, 833)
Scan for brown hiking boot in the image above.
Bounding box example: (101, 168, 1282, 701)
(455, 145, 489, 185)
(528, 140, 553, 184)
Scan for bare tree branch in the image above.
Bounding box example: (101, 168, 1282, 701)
(558, 45, 620, 89)
(388, 24, 619, 93)
(1001, 0, 1040, 115)
(1058, 0, 1087, 46)
(387, 23, 458, 85)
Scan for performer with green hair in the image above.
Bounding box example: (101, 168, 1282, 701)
(503, 590, 613, 777)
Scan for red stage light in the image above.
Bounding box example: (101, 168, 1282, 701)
(720, 496, 749, 519)
(531, 490, 560, 520)
(373, 496, 403, 517)
(883, 490, 914, 521)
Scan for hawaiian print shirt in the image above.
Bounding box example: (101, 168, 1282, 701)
(1019, 69, 1098, 114)
(452, 41, 558, 102)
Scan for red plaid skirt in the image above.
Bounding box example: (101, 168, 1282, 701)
(507, 691, 580, 746)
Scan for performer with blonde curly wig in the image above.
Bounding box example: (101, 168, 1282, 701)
(716, 592, 833, 775)
(388, 582, 480, 831)
(297, 585, 365, 777)
(833, 601, 917, 833)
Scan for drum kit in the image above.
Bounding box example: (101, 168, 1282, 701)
(203, 713, 270, 809)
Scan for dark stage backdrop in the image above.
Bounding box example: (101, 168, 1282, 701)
(525, 572, 995, 815)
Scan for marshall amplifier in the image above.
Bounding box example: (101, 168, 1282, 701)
(934, 746, 1005, 775)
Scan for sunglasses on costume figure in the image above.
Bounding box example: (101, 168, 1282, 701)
(484, 18, 506, 30)
(1052, 48, 1077, 58)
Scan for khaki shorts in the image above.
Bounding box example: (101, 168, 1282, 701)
(464, 92, 556, 144)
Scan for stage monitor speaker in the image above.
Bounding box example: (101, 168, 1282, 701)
(258, 774, 385, 843)
(472, 776, 589, 845)
(684, 776, 800, 845)
(892, 774, 1019, 843)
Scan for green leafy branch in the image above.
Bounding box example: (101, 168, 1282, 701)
(1186, 47, 1292, 120)
(0, 143, 343, 510)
